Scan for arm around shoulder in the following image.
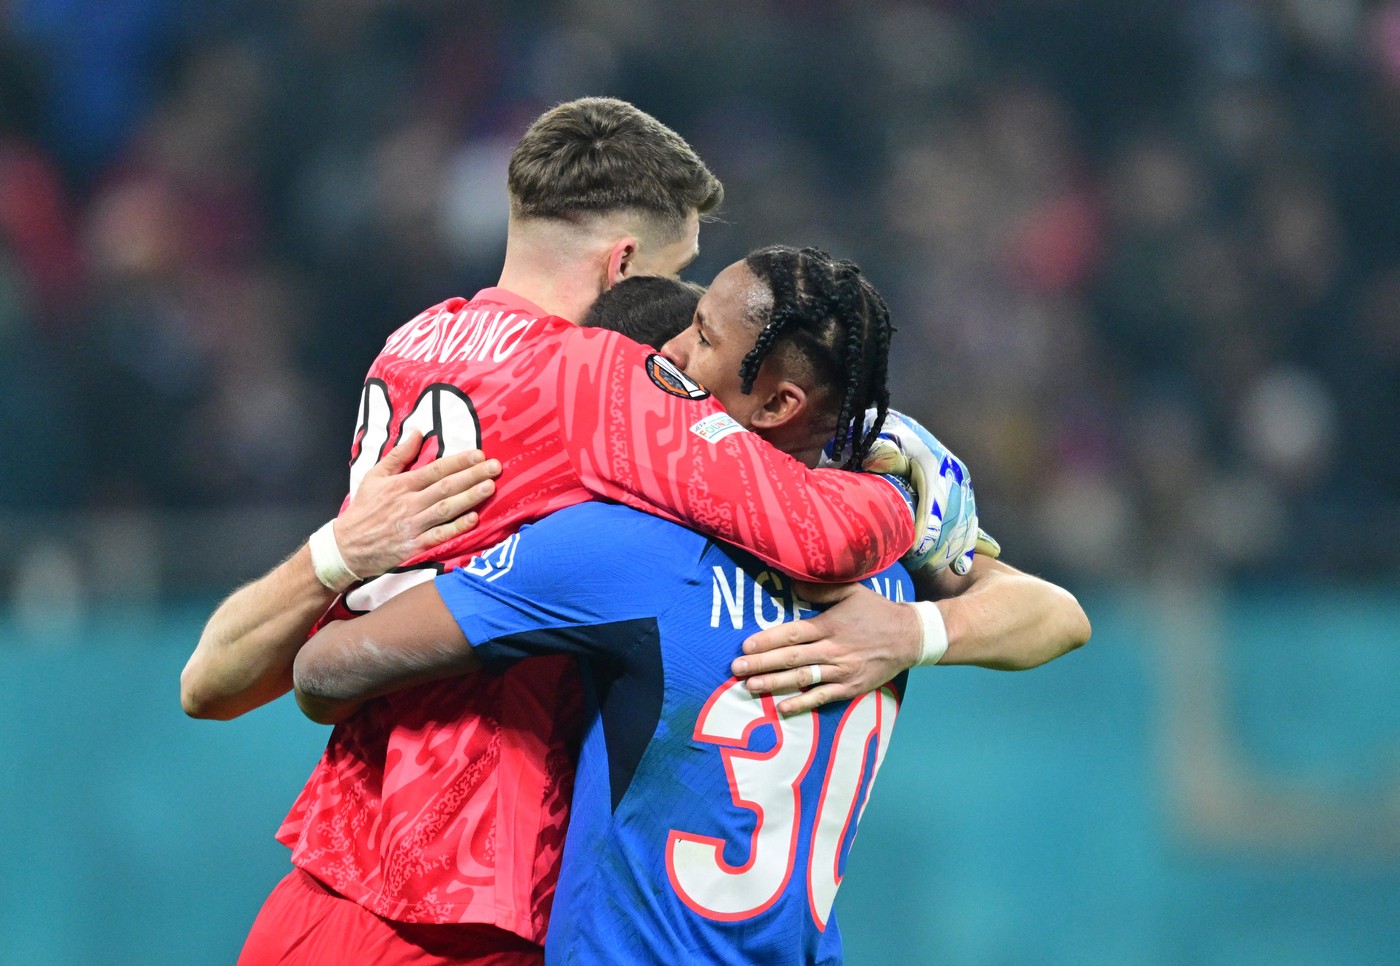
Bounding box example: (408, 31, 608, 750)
(180, 433, 500, 720)
(181, 543, 336, 720)
(916, 556, 1090, 671)
(558, 333, 915, 582)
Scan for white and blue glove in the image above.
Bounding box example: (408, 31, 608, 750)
(833, 408, 992, 575)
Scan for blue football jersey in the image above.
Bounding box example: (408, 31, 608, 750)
(435, 502, 914, 965)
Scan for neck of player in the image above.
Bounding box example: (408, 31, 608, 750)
(498, 216, 644, 324)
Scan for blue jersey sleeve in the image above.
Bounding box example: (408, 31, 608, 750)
(434, 502, 704, 669)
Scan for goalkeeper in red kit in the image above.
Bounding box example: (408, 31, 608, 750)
(182, 100, 1083, 965)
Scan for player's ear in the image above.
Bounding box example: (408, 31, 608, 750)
(749, 381, 807, 432)
(606, 236, 640, 286)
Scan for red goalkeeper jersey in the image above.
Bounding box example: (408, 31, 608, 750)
(275, 288, 913, 942)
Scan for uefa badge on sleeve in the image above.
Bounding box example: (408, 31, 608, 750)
(646, 354, 711, 400)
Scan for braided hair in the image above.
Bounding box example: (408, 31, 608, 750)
(739, 246, 895, 470)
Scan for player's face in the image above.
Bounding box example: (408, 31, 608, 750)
(629, 209, 701, 278)
(660, 260, 773, 427)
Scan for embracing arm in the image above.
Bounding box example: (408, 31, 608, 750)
(913, 557, 1090, 671)
(179, 433, 500, 720)
(180, 543, 339, 720)
(558, 328, 915, 582)
(294, 504, 671, 725)
(292, 581, 479, 725)
(733, 555, 1090, 714)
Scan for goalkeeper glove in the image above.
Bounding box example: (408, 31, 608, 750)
(848, 409, 984, 575)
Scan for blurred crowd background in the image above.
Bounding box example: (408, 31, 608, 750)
(3, 4, 1399, 966)
(3, 0, 1398, 602)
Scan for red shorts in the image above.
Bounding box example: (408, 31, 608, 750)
(238, 868, 545, 966)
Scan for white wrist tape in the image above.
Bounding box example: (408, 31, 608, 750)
(910, 600, 949, 667)
(308, 520, 360, 593)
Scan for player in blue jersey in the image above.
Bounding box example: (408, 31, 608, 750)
(289, 251, 1089, 963)
(315, 499, 909, 964)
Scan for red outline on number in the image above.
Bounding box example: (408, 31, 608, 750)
(806, 688, 896, 930)
(666, 678, 818, 922)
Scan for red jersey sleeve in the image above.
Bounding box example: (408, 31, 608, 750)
(555, 326, 915, 582)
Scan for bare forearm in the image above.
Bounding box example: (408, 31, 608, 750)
(181, 545, 333, 719)
(293, 583, 479, 725)
(179, 439, 501, 722)
(916, 559, 1090, 670)
(293, 632, 471, 725)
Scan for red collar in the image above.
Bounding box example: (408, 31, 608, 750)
(469, 287, 558, 322)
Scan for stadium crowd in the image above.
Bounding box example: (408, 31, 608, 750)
(2, 0, 1397, 591)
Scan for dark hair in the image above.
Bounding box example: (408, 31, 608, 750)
(740, 246, 895, 470)
(581, 276, 705, 349)
(508, 97, 723, 238)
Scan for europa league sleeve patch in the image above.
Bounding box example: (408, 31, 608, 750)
(645, 354, 711, 400)
(689, 412, 747, 444)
